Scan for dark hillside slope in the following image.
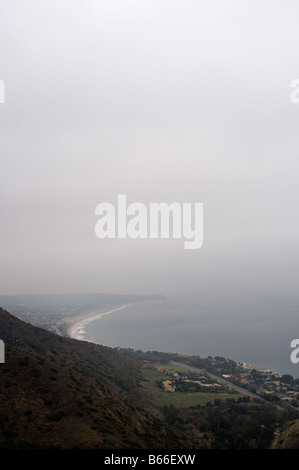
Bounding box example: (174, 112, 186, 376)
(0, 307, 191, 449)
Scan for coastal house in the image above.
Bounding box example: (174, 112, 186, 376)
(240, 378, 249, 384)
(162, 380, 176, 392)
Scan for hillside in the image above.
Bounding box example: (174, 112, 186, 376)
(271, 419, 299, 449)
(1, 306, 299, 450)
(0, 307, 191, 449)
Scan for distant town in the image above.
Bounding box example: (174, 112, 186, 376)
(0, 293, 164, 335)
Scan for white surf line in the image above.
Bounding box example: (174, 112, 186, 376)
(69, 303, 136, 340)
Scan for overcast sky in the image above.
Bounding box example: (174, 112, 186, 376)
(1, 0, 299, 304)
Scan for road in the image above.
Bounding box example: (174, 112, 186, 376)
(170, 361, 284, 411)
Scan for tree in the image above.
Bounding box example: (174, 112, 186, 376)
(281, 374, 295, 385)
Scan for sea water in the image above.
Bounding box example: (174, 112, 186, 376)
(82, 297, 299, 378)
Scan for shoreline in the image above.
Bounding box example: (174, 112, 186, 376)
(66, 303, 136, 341)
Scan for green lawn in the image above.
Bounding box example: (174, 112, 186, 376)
(154, 390, 243, 408)
(140, 365, 244, 408)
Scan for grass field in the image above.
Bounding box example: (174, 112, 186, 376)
(140, 365, 244, 408)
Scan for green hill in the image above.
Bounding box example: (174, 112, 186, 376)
(1, 306, 299, 449)
(0, 307, 190, 449)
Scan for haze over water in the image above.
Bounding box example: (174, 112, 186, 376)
(83, 297, 299, 378)
(1, 2, 299, 385)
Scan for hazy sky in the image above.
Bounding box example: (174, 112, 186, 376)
(1, 0, 299, 304)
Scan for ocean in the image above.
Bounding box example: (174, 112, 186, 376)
(82, 297, 299, 378)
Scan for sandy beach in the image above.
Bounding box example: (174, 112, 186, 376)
(67, 303, 136, 341)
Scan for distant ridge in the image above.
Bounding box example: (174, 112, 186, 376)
(0, 292, 166, 334)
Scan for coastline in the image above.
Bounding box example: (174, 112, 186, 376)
(66, 303, 136, 341)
